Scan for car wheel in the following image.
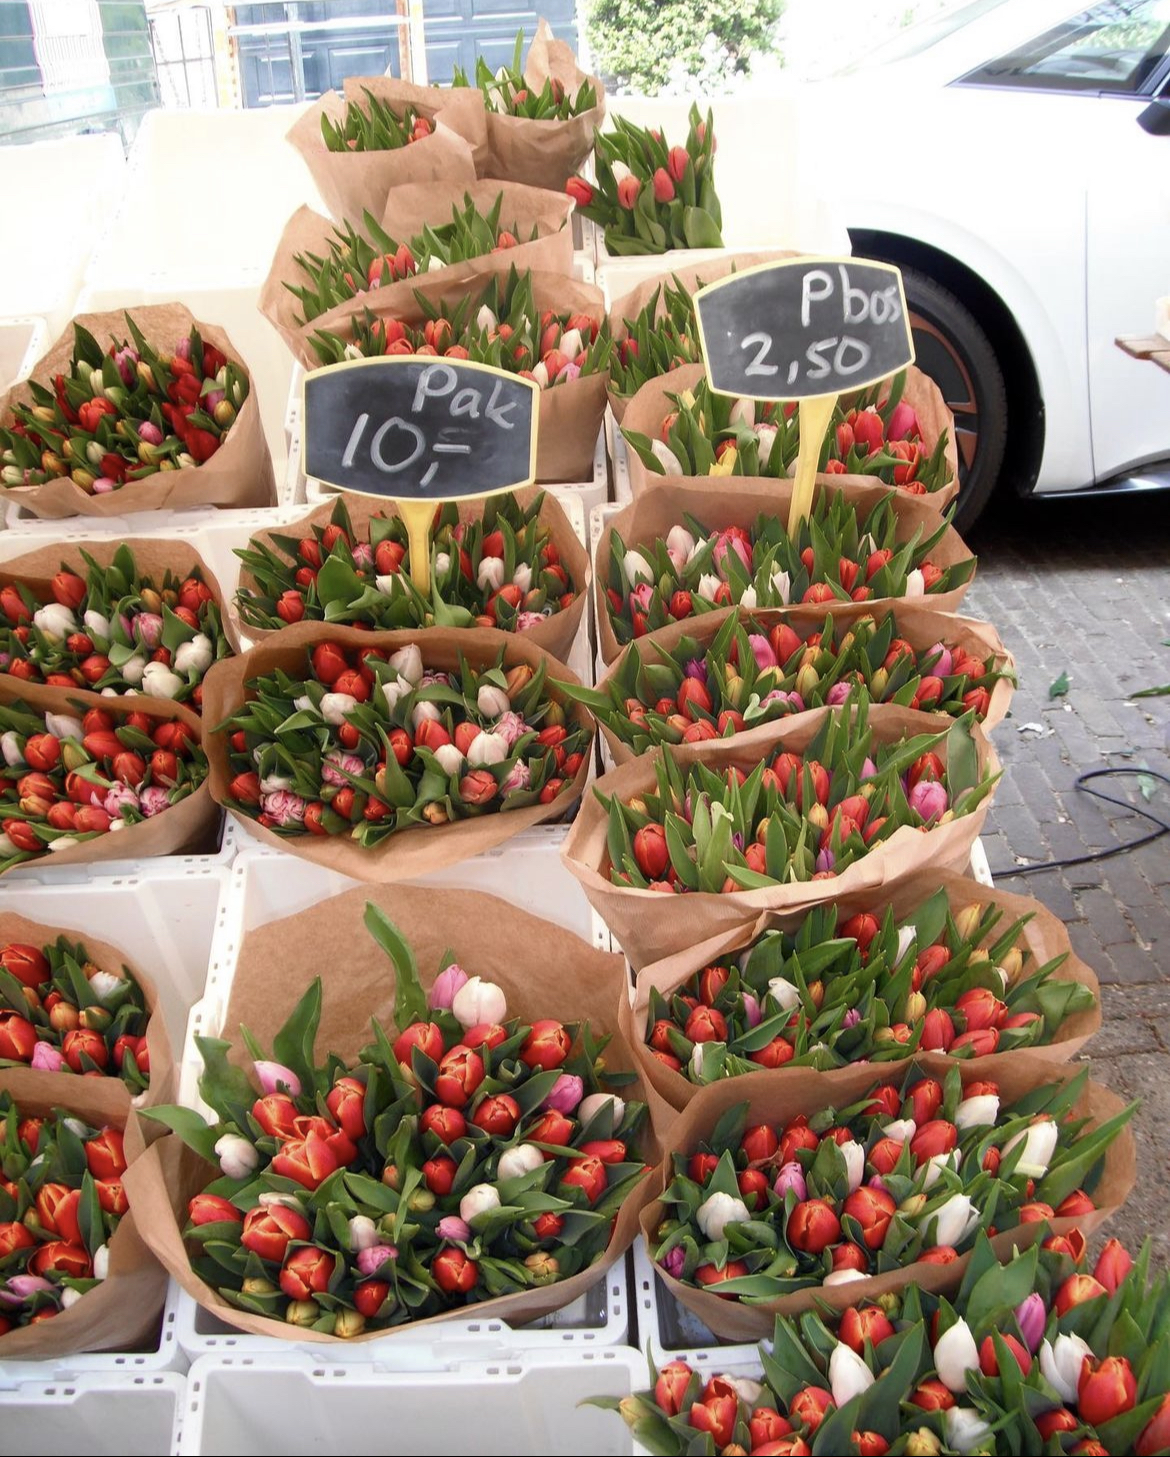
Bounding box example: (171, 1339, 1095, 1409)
(898, 266, 1008, 534)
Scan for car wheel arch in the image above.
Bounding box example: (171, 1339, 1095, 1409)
(847, 227, 1046, 498)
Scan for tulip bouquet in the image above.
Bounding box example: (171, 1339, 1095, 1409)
(216, 637, 589, 842)
(287, 194, 553, 325)
(0, 697, 207, 870)
(146, 903, 648, 1334)
(640, 888, 1095, 1082)
(566, 104, 723, 254)
(610, 276, 706, 403)
(0, 1096, 127, 1332)
(0, 317, 248, 494)
(0, 936, 150, 1087)
(649, 1064, 1133, 1307)
(305, 266, 611, 388)
(233, 494, 579, 638)
(572, 610, 1012, 759)
(601, 1232, 1170, 1456)
(601, 493, 974, 648)
(598, 698, 995, 892)
(452, 31, 598, 119)
(0, 546, 227, 709)
(320, 88, 437, 152)
(625, 374, 954, 497)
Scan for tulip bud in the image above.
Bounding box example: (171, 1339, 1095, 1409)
(1002, 1118, 1059, 1178)
(254, 1060, 302, 1098)
(459, 1183, 501, 1223)
(437, 1216, 472, 1243)
(1040, 1333, 1094, 1402)
(543, 1073, 584, 1114)
(477, 684, 510, 717)
(429, 962, 469, 1010)
(215, 1133, 259, 1181)
(578, 1092, 624, 1128)
(944, 1407, 992, 1455)
(1014, 1292, 1046, 1352)
(451, 976, 507, 1029)
(498, 1143, 544, 1180)
(934, 1318, 979, 1393)
(696, 1191, 750, 1241)
(829, 1342, 875, 1406)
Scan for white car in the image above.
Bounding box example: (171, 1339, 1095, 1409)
(804, 0, 1170, 529)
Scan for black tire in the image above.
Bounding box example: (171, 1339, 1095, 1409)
(898, 265, 1008, 534)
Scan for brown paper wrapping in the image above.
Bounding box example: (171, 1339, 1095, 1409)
(595, 476, 977, 667)
(289, 269, 608, 481)
(0, 305, 275, 519)
(624, 868, 1101, 1132)
(477, 20, 606, 192)
(0, 1078, 167, 1360)
(0, 910, 175, 1113)
(561, 706, 1000, 971)
(124, 883, 654, 1343)
(200, 622, 594, 882)
(623, 363, 960, 510)
(260, 181, 573, 366)
(227, 484, 589, 661)
(287, 88, 479, 224)
(607, 252, 803, 424)
(596, 604, 1015, 768)
(0, 677, 220, 875)
(637, 1055, 1136, 1341)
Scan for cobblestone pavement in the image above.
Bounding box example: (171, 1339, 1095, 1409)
(965, 489, 1170, 1268)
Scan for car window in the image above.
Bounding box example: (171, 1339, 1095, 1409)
(960, 0, 1170, 93)
(831, 0, 1014, 74)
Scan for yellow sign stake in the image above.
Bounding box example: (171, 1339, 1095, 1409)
(399, 498, 434, 594)
(788, 394, 838, 535)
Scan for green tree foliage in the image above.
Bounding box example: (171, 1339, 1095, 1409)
(586, 0, 785, 95)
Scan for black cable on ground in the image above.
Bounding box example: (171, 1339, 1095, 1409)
(990, 766, 1170, 878)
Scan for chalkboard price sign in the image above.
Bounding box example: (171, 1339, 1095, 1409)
(302, 357, 538, 501)
(694, 257, 915, 402)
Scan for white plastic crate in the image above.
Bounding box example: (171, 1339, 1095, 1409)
(0, 1281, 186, 1389)
(604, 407, 634, 506)
(632, 1238, 763, 1370)
(181, 1347, 645, 1455)
(0, 315, 48, 393)
(0, 1371, 185, 1456)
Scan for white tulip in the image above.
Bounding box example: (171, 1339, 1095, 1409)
(859, 533, 878, 558)
(696, 1191, 750, 1242)
(955, 1094, 1000, 1130)
(651, 439, 684, 475)
(0, 833, 19, 855)
(930, 1192, 979, 1248)
(477, 684, 511, 717)
(530, 360, 550, 389)
(767, 977, 801, 1011)
(770, 568, 792, 604)
(729, 397, 755, 429)
(101, 688, 120, 698)
(739, 585, 758, 609)
(1039, 1333, 1093, 1403)
(293, 696, 316, 716)
(578, 1092, 624, 1129)
(666, 525, 695, 561)
(88, 970, 123, 1000)
(258, 1192, 305, 1211)
(388, 644, 423, 685)
(622, 549, 654, 587)
(141, 662, 184, 699)
(1, 731, 25, 767)
(434, 550, 452, 579)
(467, 731, 507, 767)
(512, 563, 533, 594)
(174, 633, 213, 675)
(477, 556, 506, 592)
(433, 743, 464, 776)
(83, 609, 111, 640)
(320, 692, 357, 725)
(452, 976, 508, 1029)
(922, 1150, 961, 1188)
(60, 1287, 83, 1309)
(426, 254, 445, 272)
(349, 1215, 379, 1251)
(883, 1118, 917, 1142)
(905, 568, 926, 597)
(756, 423, 778, 467)
(381, 678, 409, 712)
(44, 713, 84, 741)
(497, 1143, 544, 1181)
(215, 1133, 258, 1181)
(824, 1269, 866, 1286)
(690, 1041, 724, 1079)
(32, 602, 77, 639)
(839, 1139, 865, 1192)
(611, 160, 632, 184)
(260, 774, 294, 794)
(121, 655, 146, 686)
(945, 1407, 993, 1454)
(829, 1342, 875, 1406)
(63, 1119, 88, 1139)
(1003, 1118, 1059, 1178)
(728, 1377, 762, 1404)
(459, 1183, 501, 1223)
(375, 573, 402, 597)
(92, 1244, 110, 1281)
(697, 573, 720, 602)
(559, 327, 583, 360)
(934, 1318, 979, 1393)
(411, 702, 441, 732)
(895, 925, 918, 963)
(476, 304, 498, 332)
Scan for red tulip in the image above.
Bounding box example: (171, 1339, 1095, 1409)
(684, 1004, 727, 1043)
(521, 1020, 571, 1070)
(561, 1154, 607, 1203)
(353, 1279, 390, 1319)
(910, 1378, 954, 1412)
(420, 1104, 465, 1145)
(471, 1093, 520, 1136)
(0, 942, 49, 988)
(325, 1077, 366, 1140)
(1078, 1355, 1137, 1426)
(741, 1123, 779, 1162)
(908, 1078, 944, 1125)
(789, 1385, 833, 1433)
(63, 1026, 108, 1071)
(85, 1127, 126, 1179)
(1136, 1393, 1170, 1455)
(693, 1260, 748, 1295)
(750, 1409, 794, 1447)
(435, 1045, 485, 1108)
(839, 1304, 894, 1354)
(842, 1186, 896, 1250)
(616, 175, 640, 210)
(633, 823, 669, 879)
(1053, 1273, 1108, 1314)
(979, 1331, 1031, 1377)
(423, 1155, 457, 1195)
(565, 176, 594, 209)
(279, 1245, 335, 1301)
(956, 986, 1007, 1031)
(271, 1129, 342, 1190)
(688, 1151, 718, 1183)
(36, 1183, 83, 1245)
(433, 1246, 477, 1293)
(689, 1393, 736, 1447)
(667, 145, 689, 183)
(910, 1119, 957, 1164)
(252, 1093, 300, 1140)
(30, 1242, 91, 1278)
(0, 1012, 36, 1061)
(1035, 1409, 1079, 1439)
(787, 1198, 841, 1254)
(392, 1020, 444, 1068)
(1093, 1238, 1133, 1293)
(188, 1193, 242, 1227)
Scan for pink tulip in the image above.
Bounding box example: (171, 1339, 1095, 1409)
(437, 1216, 472, 1242)
(887, 401, 919, 441)
(356, 1244, 397, 1275)
(30, 1041, 66, 1072)
(748, 634, 777, 671)
(908, 779, 949, 824)
(543, 1073, 584, 1114)
(254, 1060, 302, 1097)
(429, 962, 469, 1010)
